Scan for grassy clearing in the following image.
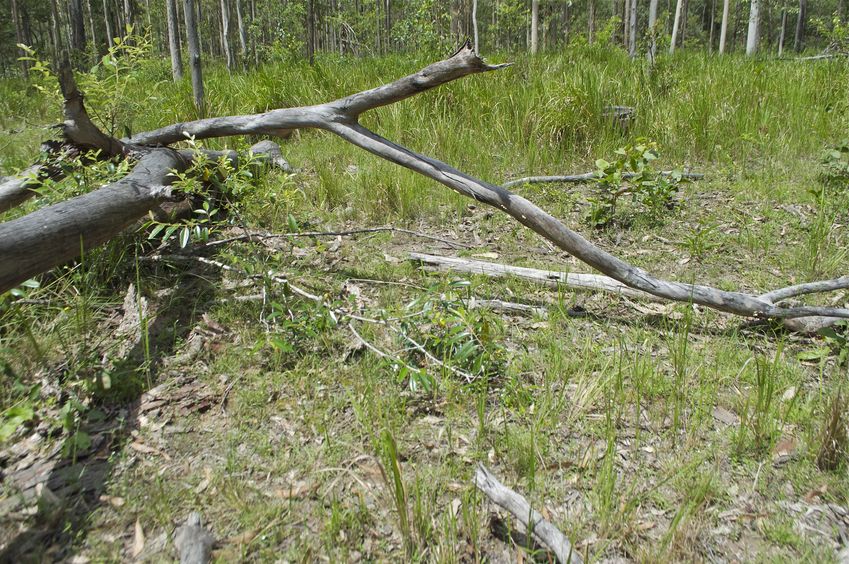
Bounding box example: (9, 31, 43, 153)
(1, 48, 849, 562)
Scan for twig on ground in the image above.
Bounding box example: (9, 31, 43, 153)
(502, 170, 704, 189)
(203, 226, 472, 249)
(473, 464, 582, 564)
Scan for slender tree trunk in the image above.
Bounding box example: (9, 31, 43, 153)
(123, 0, 135, 31)
(648, 0, 659, 59)
(794, 0, 806, 52)
(588, 0, 595, 43)
(670, 0, 683, 52)
(85, 0, 97, 53)
(236, 0, 248, 66)
(530, 0, 539, 53)
(220, 0, 233, 70)
(166, 0, 183, 80)
(746, 0, 760, 55)
(10, 0, 29, 78)
(778, 2, 787, 56)
(709, 0, 716, 51)
(102, 0, 114, 44)
(69, 0, 87, 51)
(628, 0, 637, 57)
(680, 0, 689, 43)
(307, 0, 315, 64)
(719, 0, 730, 52)
(50, 0, 63, 64)
(182, 0, 204, 114)
(472, 0, 479, 53)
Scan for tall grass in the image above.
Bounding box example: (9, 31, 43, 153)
(1, 48, 847, 218)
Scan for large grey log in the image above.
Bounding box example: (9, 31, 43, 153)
(0, 149, 186, 292)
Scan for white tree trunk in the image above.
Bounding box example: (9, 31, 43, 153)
(166, 0, 183, 80)
(530, 0, 539, 54)
(670, 0, 683, 52)
(628, 0, 638, 57)
(648, 0, 659, 59)
(719, 0, 730, 52)
(182, 0, 204, 113)
(472, 0, 479, 54)
(236, 0, 248, 65)
(778, 3, 787, 56)
(746, 0, 760, 55)
(221, 0, 233, 70)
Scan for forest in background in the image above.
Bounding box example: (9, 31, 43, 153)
(2, 0, 848, 79)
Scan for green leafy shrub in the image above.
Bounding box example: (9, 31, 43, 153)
(400, 282, 506, 383)
(586, 138, 684, 228)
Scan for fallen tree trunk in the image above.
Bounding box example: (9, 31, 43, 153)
(2, 42, 847, 330)
(0, 165, 45, 214)
(0, 149, 187, 292)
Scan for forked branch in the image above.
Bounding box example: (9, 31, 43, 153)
(2, 42, 846, 330)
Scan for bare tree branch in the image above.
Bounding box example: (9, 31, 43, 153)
(474, 464, 582, 564)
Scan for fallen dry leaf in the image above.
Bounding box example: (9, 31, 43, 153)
(132, 519, 145, 558)
(712, 406, 740, 426)
(772, 436, 798, 465)
(275, 480, 313, 500)
(99, 495, 125, 508)
(804, 484, 828, 503)
(225, 529, 258, 545)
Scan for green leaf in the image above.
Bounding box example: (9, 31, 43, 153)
(797, 348, 829, 362)
(0, 405, 34, 442)
(179, 227, 190, 248)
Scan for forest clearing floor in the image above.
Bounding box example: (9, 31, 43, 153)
(1, 153, 848, 563)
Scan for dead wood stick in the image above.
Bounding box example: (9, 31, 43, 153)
(758, 276, 849, 304)
(174, 512, 215, 564)
(473, 464, 582, 564)
(502, 170, 704, 189)
(466, 298, 549, 317)
(203, 226, 472, 249)
(410, 252, 663, 302)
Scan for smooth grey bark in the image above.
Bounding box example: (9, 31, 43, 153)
(648, 0, 659, 59)
(50, 0, 63, 64)
(10, 0, 28, 78)
(794, 0, 806, 52)
(182, 0, 204, 113)
(85, 0, 97, 52)
(220, 0, 233, 71)
(235, 0, 248, 65)
(0, 166, 46, 214)
(670, 0, 683, 52)
(472, 0, 479, 54)
(628, 0, 638, 57)
(746, 0, 760, 55)
(474, 465, 582, 564)
(166, 0, 183, 80)
(0, 149, 185, 293)
(69, 0, 87, 51)
(102, 0, 114, 45)
(719, 0, 730, 52)
(778, 2, 787, 56)
(530, 0, 539, 54)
